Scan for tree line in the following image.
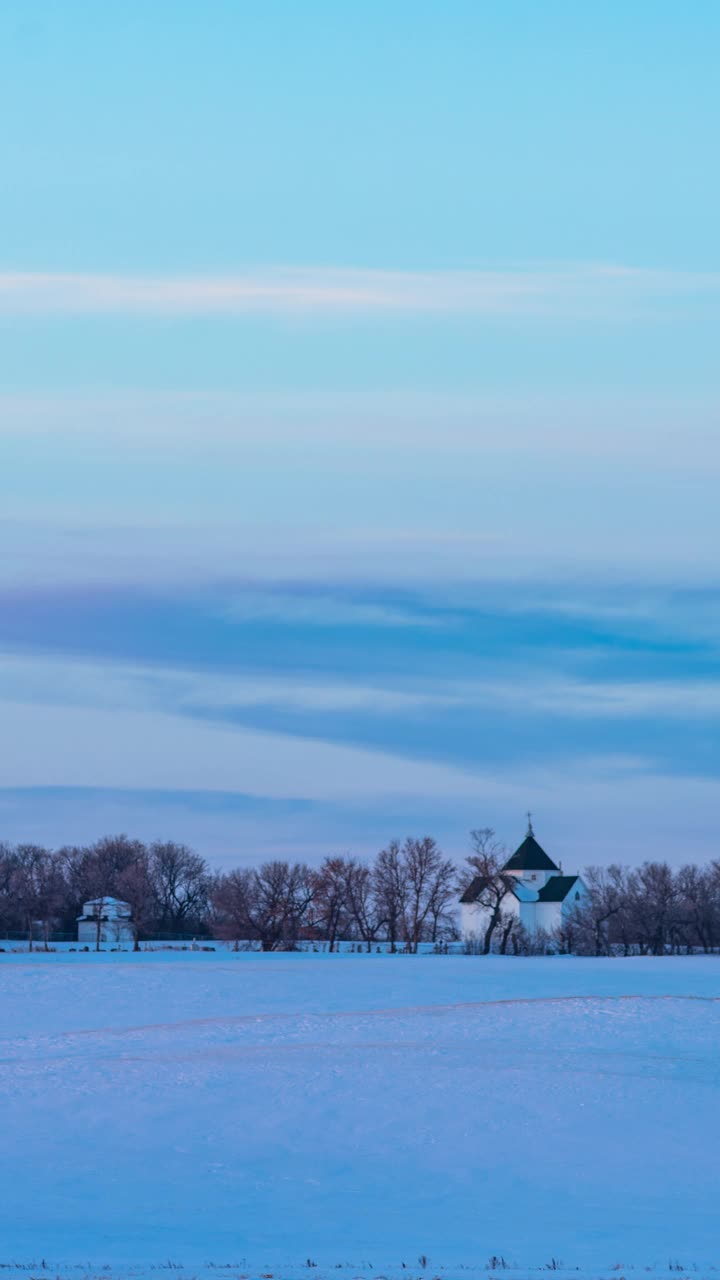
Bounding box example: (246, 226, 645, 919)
(0, 834, 457, 952)
(1, 830, 719, 955)
(563, 861, 720, 957)
(0, 837, 210, 950)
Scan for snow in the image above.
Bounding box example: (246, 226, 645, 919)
(0, 952, 719, 1275)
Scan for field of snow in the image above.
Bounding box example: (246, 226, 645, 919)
(0, 952, 718, 1278)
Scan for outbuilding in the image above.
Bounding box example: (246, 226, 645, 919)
(77, 896, 134, 946)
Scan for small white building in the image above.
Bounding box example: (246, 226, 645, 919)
(77, 896, 134, 946)
(460, 822, 587, 945)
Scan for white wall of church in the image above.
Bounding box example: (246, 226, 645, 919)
(528, 884, 587, 936)
(531, 901, 563, 935)
(460, 896, 519, 945)
(462, 879, 588, 942)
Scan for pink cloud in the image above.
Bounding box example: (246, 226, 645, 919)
(0, 264, 717, 316)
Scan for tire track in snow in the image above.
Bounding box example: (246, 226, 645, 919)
(0, 992, 717, 1046)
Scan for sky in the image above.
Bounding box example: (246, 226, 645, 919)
(1, 1, 719, 869)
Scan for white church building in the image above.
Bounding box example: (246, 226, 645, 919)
(459, 822, 587, 943)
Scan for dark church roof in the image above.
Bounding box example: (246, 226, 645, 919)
(459, 875, 493, 904)
(502, 831, 559, 874)
(459, 873, 521, 905)
(537, 875, 579, 902)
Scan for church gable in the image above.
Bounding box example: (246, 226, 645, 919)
(502, 832, 559, 874)
(536, 875, 580, 903)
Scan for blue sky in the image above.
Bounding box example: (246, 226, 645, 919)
(1, 2, 719, 867)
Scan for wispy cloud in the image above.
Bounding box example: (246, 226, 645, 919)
(3, 651, 720, 723)
(219, 591, 443, 630)
(0, 645, 662, 805)
(3, 649, 719, 863)
(1, 697, 483, 801)
(3, 514, 719, 590)
(0, 264, 718, 317)
(2, 389, 718, 456)
(0, 685, 710, 856)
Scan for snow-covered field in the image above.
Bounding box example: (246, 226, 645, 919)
(0, 952, 718, 1278)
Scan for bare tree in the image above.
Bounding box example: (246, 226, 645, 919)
(311, 856, 352, 951)
(226, 861, 316, 951)
(427, 856, 461, 942)
(150, 841, 209, 936)
(11, 845, 63, 951)
(36, 850, 67, 949)
(0, 843, 17, 937)
(342, 858, 384, 951)
(569, 864, 628, 956)
(209, 868, 255, 946)
(402, 836, 456, 952)
(676, 863, 720, 953)
(462, 827, 515, 955)
(627, 861, 680, 956)
(372, 841, 408, 952)
(116, 849, 157, 951)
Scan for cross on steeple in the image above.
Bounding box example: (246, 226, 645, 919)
(526, 811, 534, 837)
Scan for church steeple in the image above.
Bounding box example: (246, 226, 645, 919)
(502, 821, 559, 876)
